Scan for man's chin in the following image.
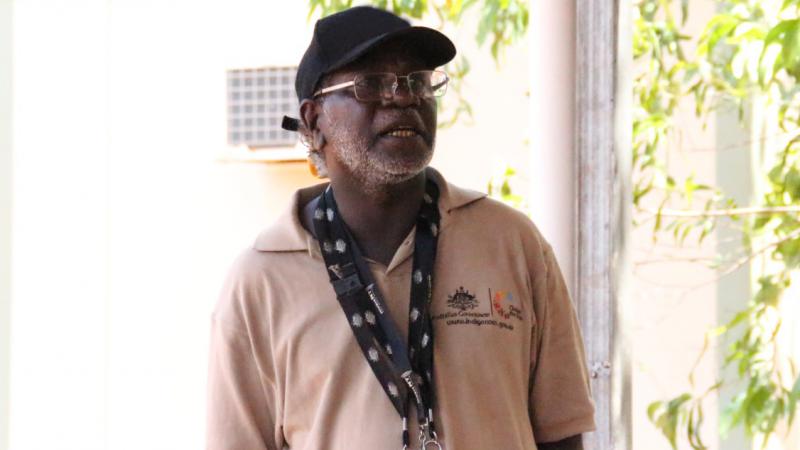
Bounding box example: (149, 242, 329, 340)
(353, 160, 431, 194)
(383, 169, 425, 184)
(378, 156, 432, 181)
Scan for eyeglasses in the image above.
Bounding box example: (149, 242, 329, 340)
(313, 70, 449, 102)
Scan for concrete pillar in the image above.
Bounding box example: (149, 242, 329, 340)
(715, 101, 754, 450)
(530, 1, 631, 449)
(528, 0, 577, 292)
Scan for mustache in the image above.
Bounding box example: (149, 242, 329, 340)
(372, 111, 433, 146)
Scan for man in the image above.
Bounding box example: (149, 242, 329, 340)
(207, 6, 595, 450)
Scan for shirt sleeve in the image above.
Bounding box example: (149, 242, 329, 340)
(528, 242, 596, 443)
(206, 252, 284, 450)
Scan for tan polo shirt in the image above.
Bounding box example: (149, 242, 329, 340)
(206, 167, 596, 450)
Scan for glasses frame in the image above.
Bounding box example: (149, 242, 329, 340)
(312, 70, 449, 102)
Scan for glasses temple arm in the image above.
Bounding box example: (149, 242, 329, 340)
(313, 80, 356, 97)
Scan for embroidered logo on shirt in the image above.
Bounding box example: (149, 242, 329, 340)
(446, 286, 478, 311)
(432, 286, 519, 331)
(491, 289, 523, 321)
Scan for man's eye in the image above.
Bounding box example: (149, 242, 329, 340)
(357, 78, 382, 90)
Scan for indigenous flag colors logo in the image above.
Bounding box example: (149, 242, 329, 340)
(491, 290, 523, 321)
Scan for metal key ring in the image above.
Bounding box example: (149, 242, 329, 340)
(422, 439, 443, 450)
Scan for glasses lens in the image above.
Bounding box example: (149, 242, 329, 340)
(354, 73, 395, 101)
(409, 71, 449, 98)
(352, 72, 448, 101)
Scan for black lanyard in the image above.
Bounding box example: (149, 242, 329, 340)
(313, 179, 441, 449)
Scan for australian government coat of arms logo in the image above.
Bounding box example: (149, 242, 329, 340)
(446, 286, 479, 311)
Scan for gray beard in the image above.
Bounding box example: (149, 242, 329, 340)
(326, 120, 434, 195)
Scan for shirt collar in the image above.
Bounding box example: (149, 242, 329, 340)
(252, 166, 487, 253)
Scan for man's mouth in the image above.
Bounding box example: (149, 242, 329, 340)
(385, 128, 420, 138)
(380, 126, 425, 140)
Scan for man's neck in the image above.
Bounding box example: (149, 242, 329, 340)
(329, 171, 426, 266)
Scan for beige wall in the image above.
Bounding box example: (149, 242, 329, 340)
(0, 1, 12, 449)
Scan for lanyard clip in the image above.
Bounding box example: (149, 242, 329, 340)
(418, 412, 440, 449)
(421, 439, 442, 450)
(418, 427, 441, 450)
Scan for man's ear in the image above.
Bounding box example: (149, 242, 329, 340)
(300, 99, 326, 151)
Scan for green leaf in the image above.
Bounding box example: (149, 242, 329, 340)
(781, 21, 800, 77)
(777, 237, 800, 268)
(755, 276, 782, 308)
(698, 219, 714, 244)
(793, 375, 800, 398)
(648, 401, 664, 422)
(722, 392, 746, 437)
(760, 19, 800, 81)
(680, 0, 689, 26)
(634, 184, 653, 205)
(698, 14, 738, 57)
(726, 308, 753, 330)
(448, 0, 464, 16)
(476, 2, 498, 46)
(786, 168, 800, 200)
(768, 165, 787, 186)
(753, 215, 772, 231)
(788, 376, 800, 426)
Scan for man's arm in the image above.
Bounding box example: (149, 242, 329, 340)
(527, 241, 596, 443)
(206, 315, 280, 450)
(538, 434, 583, 450)
(206, 251, 283, 450)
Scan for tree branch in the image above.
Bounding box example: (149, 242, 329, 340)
(642, 205, 800, 218)
(716, 227, 800, 278)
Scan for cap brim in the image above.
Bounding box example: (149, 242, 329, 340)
(326, 26, 457, 75)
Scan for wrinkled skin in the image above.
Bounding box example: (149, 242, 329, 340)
(303, 40, 438, 195)
(299, 40, 437, 265)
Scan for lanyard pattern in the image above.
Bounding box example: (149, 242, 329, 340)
(312, 179, 441, 449)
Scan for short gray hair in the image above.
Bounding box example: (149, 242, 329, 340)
(297, 106, 328, 178)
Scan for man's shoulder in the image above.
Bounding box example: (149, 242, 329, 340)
(450, 194, 548, 243)
(213, 242, 317, 320)
(454, 194, 533, 223)
(220, 245, 278, 287)
(222, 234, 315, 287)
(251, 182, 327, 253)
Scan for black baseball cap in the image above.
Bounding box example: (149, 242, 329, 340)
(281, 6, 456, 132)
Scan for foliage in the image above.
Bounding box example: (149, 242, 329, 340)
(634, 0, 800, 447)
(487, 164, 526, 210)
(307, 0, 528, 128)
(436, 55, 475, 129)
(307, 0, 528, 61)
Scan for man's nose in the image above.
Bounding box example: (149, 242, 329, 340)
(384, 79, 420, 107)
